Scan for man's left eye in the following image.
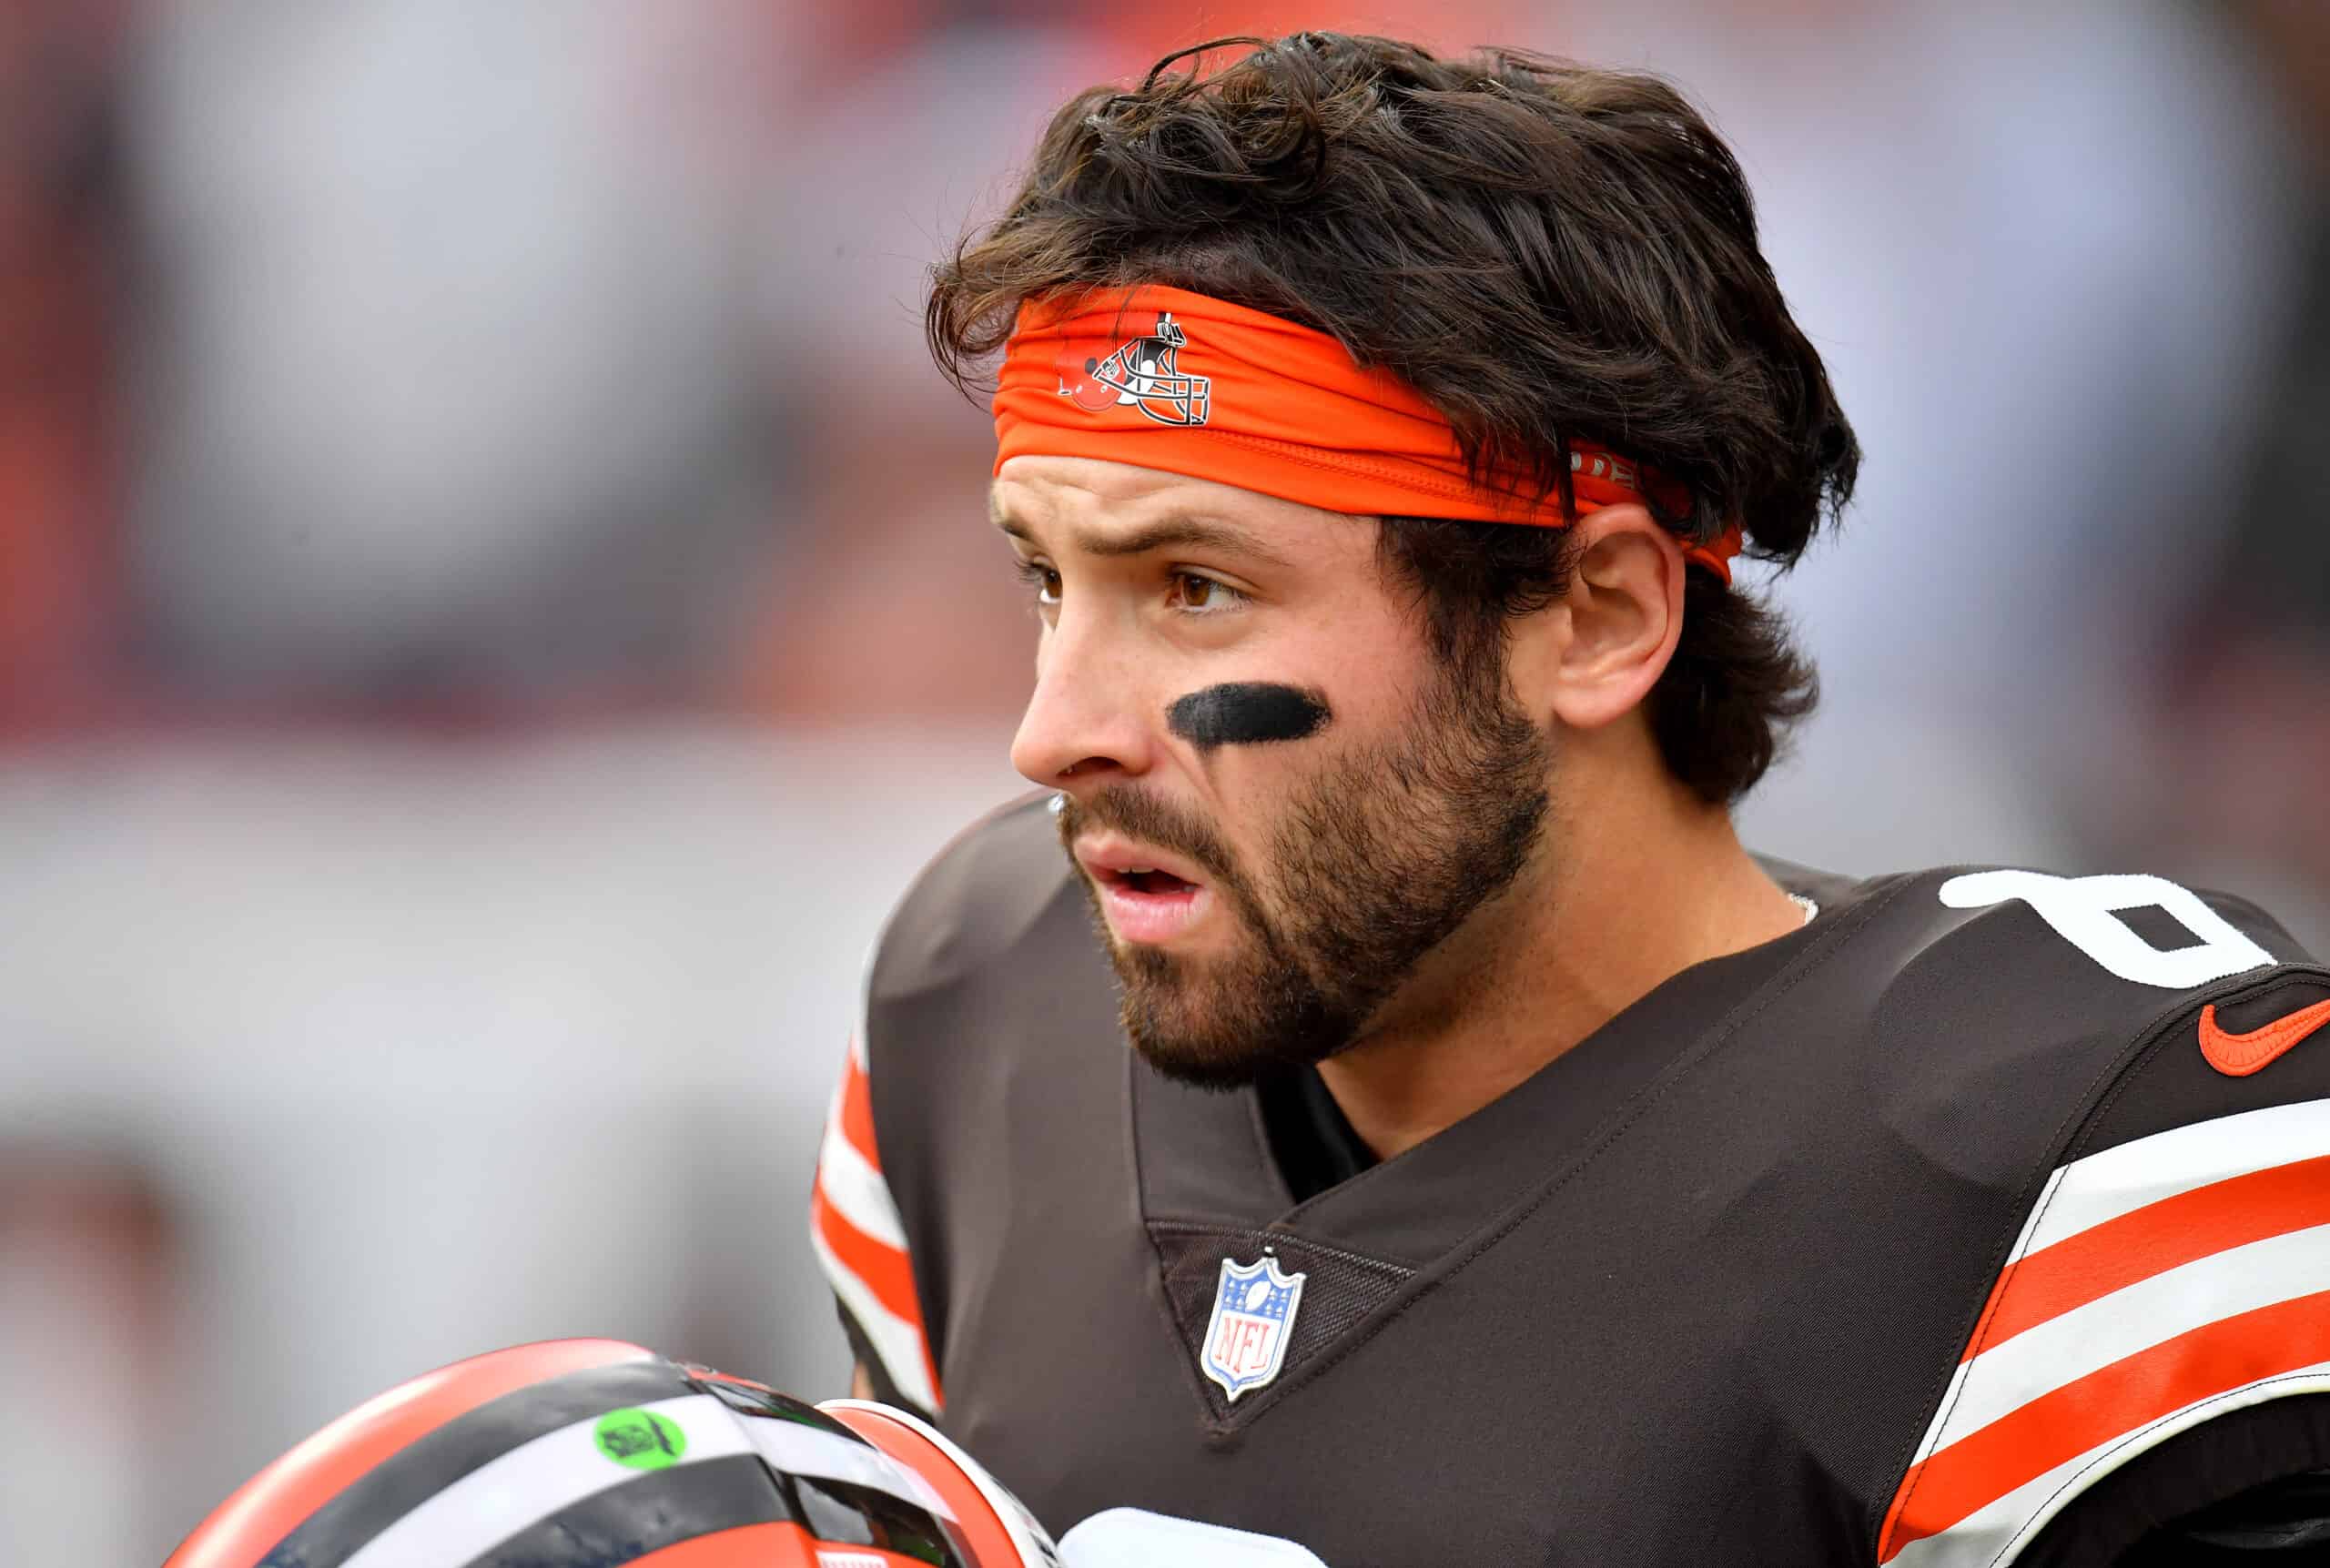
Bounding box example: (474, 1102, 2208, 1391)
(1172, 574, 1244, 613)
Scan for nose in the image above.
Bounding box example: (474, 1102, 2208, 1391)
(1009, 608, 1158, 790)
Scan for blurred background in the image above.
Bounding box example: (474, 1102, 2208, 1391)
(1, 0, 2324, 1558)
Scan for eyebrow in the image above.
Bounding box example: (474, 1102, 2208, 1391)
(991, 504, 1293, 568)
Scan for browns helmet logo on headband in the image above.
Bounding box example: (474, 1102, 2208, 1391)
(1056, 311, 1211, 427)
(1002, 286, 1743, 580)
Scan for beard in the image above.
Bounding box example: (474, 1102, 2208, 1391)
(1057, 655, 1552, 1089)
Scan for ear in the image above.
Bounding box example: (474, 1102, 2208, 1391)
(1505, 504, 1687, 731)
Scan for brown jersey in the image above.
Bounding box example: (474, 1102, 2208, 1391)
(811, 792, 2330, 1567)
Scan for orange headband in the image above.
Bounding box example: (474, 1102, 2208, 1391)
(993, 285, 1743, 583)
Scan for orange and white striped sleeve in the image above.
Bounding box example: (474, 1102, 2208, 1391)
(809, 1026, 943, 1416)
(1877, 1096, 2330, 1566)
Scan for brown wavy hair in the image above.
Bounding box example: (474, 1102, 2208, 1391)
(927, 32, 1859, 802)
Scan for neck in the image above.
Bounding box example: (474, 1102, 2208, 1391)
(1314, 744, 1806, 1161)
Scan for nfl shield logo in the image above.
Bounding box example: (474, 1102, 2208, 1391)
(1200, 1254, 1307, 1401)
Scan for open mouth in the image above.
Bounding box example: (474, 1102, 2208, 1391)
(1109, 866, 1199, 896)
(1078, 840, 1214, 945)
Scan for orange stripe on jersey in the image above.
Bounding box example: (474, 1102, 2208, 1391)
(1966, 1153, 2330, 1359)
(812, 1182, 925, 1340)
(165, 1339, 653, 1568)
(839, 1045, 881, 1169)
(814, 1179, 943, 1404)
(1882, 1288, 2330, 1558)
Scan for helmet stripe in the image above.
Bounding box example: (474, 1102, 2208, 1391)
(449, 1455, 788, 1568)
(171, 1340, 656, 1568)
(258, 1360, 698, 1568)
(338, 1394, 776, 1568)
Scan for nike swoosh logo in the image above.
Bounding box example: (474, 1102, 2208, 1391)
(2199, 996, 2330, 1077)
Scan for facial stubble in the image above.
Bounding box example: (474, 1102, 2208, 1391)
(1058, 659, 1552, 1089)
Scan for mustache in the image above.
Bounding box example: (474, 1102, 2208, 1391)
(1056, 786, 1241, 886)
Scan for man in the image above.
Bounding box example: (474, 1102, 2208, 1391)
(810, 33, 2330, 1566)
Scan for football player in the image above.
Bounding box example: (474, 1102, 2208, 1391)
(809, 32, 2330, 1567)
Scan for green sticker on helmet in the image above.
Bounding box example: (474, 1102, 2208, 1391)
(593, 1407, 687, 1470)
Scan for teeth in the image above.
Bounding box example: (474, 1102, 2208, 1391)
(1126, 865, 1156, 875)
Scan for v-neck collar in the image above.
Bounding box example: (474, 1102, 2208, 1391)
(1130, 862, 1869, 1266)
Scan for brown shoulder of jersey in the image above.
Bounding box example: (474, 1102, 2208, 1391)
(869, 790, 1080, 1007)
(1868, 869, 2330, 1567)
(858, 789, 1121, 1387)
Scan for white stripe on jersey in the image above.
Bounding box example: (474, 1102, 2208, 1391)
(809, 1219, 941, 1414)
(2015, 1097, 2330, 1257)
(1885, 1360, 2330, 1568)
(818, 1076, 908, 1250)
